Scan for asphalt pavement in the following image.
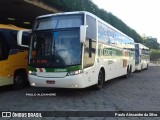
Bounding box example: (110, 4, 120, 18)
(0, 66, 160, 120)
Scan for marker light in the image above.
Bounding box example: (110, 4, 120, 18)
(28, 71, 36, 75)
(23, 22, 30, 24)
(7, 18, 15, 21)
(31, 83, 36, 86)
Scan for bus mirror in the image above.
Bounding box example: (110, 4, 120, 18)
(17, 29, 31, 48)
(80, 25, 87, 43)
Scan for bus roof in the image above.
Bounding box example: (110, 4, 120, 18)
(135, 43, 149, 50)
(0, 24, 25, 30)
(36, 11, 87, 19)
(36, 11, 134, 42)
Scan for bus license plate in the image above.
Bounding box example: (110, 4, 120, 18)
(46, 80, 55, 84)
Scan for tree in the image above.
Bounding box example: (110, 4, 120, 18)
(150, 49, 160, 61)
(143, 37, 160, 50)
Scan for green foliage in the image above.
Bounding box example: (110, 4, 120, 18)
(37, 0, 144, 43)
(143, 37, 160, 50)
(150, 49, 160, 61)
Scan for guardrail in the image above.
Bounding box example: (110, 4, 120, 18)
(149, 61, 160, 66)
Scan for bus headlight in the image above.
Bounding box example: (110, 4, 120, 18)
(67, 70, 83, 76)
(28, 71, 36, 76)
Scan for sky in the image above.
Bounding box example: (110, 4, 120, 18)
(92, 0, 160, 43)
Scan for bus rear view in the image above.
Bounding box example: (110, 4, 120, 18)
(135, 43, 150, 71)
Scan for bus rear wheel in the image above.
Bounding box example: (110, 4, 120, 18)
(124, 67, 130, 78)
(13, 71, 27, 89)
(145, 64, 149, 70)
(93, 70, 104, 90)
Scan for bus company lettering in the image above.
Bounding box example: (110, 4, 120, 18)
(103, 48, 112, 56)
(108, 60, 114, 65)
(54, 69, 67, 72)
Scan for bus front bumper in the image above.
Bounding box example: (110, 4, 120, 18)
(29, 74, 88, 88)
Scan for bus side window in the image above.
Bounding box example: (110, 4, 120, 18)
(0, 32, 10, 60)
(86, 15, 96, 40)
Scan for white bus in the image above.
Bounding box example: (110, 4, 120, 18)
(18, 11, 135, 89)
(135, 43, 150, 71)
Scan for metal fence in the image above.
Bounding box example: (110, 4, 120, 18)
(150, 61, 160, 66)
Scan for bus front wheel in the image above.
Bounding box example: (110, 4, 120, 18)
(13, 71, 27, 89)
(93, 70, 104, 90)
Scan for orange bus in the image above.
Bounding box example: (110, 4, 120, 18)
(0, 24, 29, 89)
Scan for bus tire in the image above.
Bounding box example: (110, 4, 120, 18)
(13, 71, 27, 89)
(145, 64, 149, 70)
(93, 70, 104, 90)
(138, 69, 142, 72)
(124, 66, 130, 78)
(129, 65, 132, 74)
(138, 65, 142, 72)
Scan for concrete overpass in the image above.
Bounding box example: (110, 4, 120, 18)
(0, 0, 59, 29)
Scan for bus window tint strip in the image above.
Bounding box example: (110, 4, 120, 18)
(34, 14, 84, 30)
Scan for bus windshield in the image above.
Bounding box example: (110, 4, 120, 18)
(29, 29, 82, 68)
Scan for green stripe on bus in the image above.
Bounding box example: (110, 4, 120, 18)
(98, 44, 134, 57)
(28, 65, 82, 72)
(28, 66, 37, 72)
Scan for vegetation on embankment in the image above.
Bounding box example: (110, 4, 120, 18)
(36, 0, 143, 43)
(30, 0, 160, 60)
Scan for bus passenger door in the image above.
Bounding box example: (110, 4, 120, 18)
(83, 39, 97, 85)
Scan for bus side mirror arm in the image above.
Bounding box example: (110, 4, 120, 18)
(17, 29, 31, 48)
(80, 25, 88, 43)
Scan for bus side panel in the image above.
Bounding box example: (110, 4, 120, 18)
(0, 60, 13, 86)
(0, 26, 29, 87)
(0, 51, 28, 86)
(9, 50, 28, 77)
(97, 43, 128, 81)
(141, 54, 149, 69)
